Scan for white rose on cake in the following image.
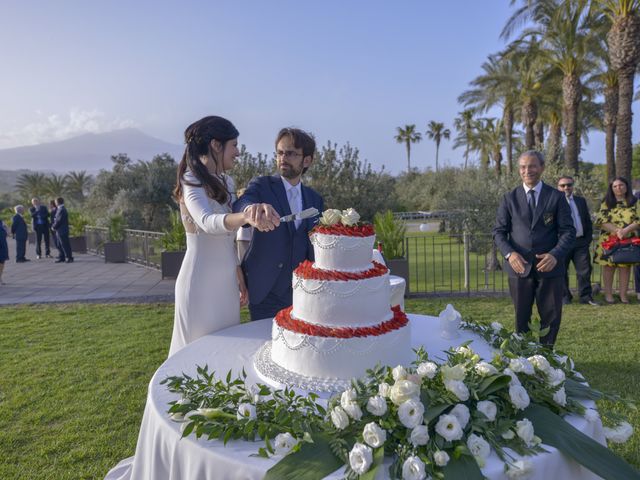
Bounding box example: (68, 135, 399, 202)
(341, 208, 360, 226)
(319, 208, 342, 226)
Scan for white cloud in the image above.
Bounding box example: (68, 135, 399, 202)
(0, 108, 137, 149)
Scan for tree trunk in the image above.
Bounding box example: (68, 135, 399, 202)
(485, 244, 501, 273)
(547, 122, 562, 164)
(435, 141, 440, 172)
(616, 70, 634, 180)
(406, 142, 411, 172)
(562, 73, 581, 174)
(494, 149, 502, 177)
(503, 107, 514, 175)
(604, 82, 618, 183)
(522, 100, 537, 150)
(535, 120, 544, 147)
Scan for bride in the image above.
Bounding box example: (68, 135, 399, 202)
(168, 116, 279, 356)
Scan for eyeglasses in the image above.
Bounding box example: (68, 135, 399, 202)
(558, 183, 574, 188)
(276, 150, 303, 160)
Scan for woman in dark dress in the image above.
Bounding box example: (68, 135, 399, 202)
(0, 218, 9, 284)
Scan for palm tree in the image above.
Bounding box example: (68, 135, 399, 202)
(458, 51, 520, 174)
(15, 172, 48, 201)
(595, 0, 640, 180)
(425, 121, 451, 171)
(453, 110, 475, 168)
(65, 170, 94, 204)
(44, 174, 67, 199)
(394, 125, 422, 172)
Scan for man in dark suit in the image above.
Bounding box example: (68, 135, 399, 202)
(493, 151, 575, 346)
(29, 197, 51, 259)
(556, 176, 598, 306)
(233, 127, 324, 320)
(51, 197, 74, 263)
(11, 205, 29, 262)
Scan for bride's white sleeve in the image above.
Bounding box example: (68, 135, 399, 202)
(182, 176, 231, 235)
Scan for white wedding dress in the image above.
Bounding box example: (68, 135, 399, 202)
(168, 171, 240, 357)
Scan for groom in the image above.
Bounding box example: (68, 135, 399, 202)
(233, 127, 324, 320)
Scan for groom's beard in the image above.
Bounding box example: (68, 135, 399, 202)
(279, 162, 303, 180)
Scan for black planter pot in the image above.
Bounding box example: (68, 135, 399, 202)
(69, 236, 87, 254)
(161, 251, 185, 279)
(104, 241, 126, 263)
(386, 257, 410, 295)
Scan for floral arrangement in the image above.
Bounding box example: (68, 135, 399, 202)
(162, 321, 637, 480)
(313, 208, 375, 237)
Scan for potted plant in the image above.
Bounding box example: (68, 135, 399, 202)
(68, 210, 89, 253)
(104, 213, 127, 263)
(160, 210, 186, 279)
(374, 210, 409, 294)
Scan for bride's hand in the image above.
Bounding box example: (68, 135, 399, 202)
(244, 204, 280, 232)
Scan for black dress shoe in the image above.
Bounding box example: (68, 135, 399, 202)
(562, 297, 572, 305)
(579, 298, 600, 306)
(55, 259, 65, 263)
(66, 258, 74, 263)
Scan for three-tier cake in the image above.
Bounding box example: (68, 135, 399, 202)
(254, 212, 411, 392)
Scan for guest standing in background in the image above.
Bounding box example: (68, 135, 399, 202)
(49, 199, 59, 251)
(30, 197, 51, 259)
(51, 197, 74, 263)
(493, 151, 575, 346)
(635, 185, 640, 301)
(0, 218, 9, 283)
(556, 176, 598, 306)
(593, 177, 640, 304)
(11, 205, 30, 263)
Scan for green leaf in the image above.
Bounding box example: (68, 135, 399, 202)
(523, 404, 640, 480)
(564, 378, 604, 401)
(359, 447, 384, 480)
(423, 402, 451, 425)
(265, 432, 344, 480)
(477, 374, 510, 396)
(441, 453, 484, 480)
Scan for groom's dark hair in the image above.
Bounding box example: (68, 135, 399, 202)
(275, 127, 316, 174)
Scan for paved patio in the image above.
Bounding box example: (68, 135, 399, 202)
(0, 237, 175, 305)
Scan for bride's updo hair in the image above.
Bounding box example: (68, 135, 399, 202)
(174, 115, 239, 204)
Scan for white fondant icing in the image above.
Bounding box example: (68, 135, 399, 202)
(311, 233, 375, 271)
(291, 272, 393, 326)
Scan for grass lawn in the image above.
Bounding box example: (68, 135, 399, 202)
(0, 299, 638, 479)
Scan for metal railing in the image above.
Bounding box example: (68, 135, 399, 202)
(86, 226, 109, 255)
(85, 226, 165, 270)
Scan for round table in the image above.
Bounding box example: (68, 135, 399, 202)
(106, 315, 604, 480)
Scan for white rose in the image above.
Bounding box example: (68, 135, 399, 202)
(467, 433, 491, 461)
(402, 455, 427, 480)
(435, 414, 464, 441)
(477, 400, 497, 421)
(349, 442, 373, 475)
(409, 424, 430, 446)
(516, 419, 536, 446)
(392, 365, 408, 381)
(378, 382, 392, 398)
(475, 361, 498, 376)
(343, 402, 363, 421)
(366, 395, 388, 416)
(433, 450, 450, 466)
(450, 403, 470, 428)
(273, 432, 297, 456)
(503, 368, 522, 386)
(527, 355, 551, 374)
(398, 398, 425, 429)
(584, 409, 600, 423)
(236, 403, 257, 421)
(444, 379, 470, 401)
(491, 321, 503, 333)
(554, 354, 574, 370)
(341, 388, 358, 408)
(506, 459, 534, 479)
(340, 208, 361, 226)
(440, 364, 466, 381)
(363, 422, 387, 448)
(604, 421, 634, 444)
(320, 208, 342, 226)
(509, 357, 535, 375)
(331, 406, 349, 430)
(547, 368, 566, 387)
(456, 345, 474, 357)
(390, 379, 420, 405)
(553, 386, 567, 406)
(501, 429, 515, 440)
(416, 361, 438, 379)
(509, 385, 531, 410)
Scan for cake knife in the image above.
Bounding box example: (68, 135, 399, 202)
(279, 207, 320, 223)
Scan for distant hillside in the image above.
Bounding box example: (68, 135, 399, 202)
(0, 128, 184, 172)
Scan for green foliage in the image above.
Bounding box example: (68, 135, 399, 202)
(108, 213, 126, 242)
(161, 210, 186, 252)
(67, 210, 90, 237)
(229, 145, 276, 192)
(374, 210, 406, 259)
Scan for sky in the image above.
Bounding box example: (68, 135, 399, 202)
(1, 0, 638, 175)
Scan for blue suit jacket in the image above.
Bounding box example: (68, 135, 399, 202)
(51, 205, 70, 236)
(493, 182, 575, 278)
(11, 214, 28, 240)
(29, 205, 50, 230)
(232, 175, 324, 305)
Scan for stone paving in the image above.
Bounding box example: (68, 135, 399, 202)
(0, 237, 175, 305)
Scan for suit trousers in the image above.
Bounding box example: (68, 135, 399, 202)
(34, 225, 50, 256)
(508, 274, 564, 346)
(56, 232, 73, 261)
(563, 241, 593, 301)
(248, 289, 292, 321)
(634, 264, 640, 294)
(16, 238, 27, 261)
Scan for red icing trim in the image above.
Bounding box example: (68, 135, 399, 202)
(312, 223, 375, 237)
(294, 260, 388, 280)
(274, 305, 408, 338)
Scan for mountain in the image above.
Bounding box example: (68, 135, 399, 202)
(0, 128, 184, 172)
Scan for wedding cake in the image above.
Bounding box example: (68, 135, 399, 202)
(254, 209, 411, 392)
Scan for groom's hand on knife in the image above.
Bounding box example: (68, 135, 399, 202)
(244, 203, 280, 232)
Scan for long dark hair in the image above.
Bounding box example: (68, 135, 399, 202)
(173, 116, 239, 204)
(604, 176, 637, 209)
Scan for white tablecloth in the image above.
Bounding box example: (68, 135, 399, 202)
(389, 275, 405, 310)
(106, 315, 604, 480)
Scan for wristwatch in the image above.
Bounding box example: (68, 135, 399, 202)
(505, 252, 512, 260)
